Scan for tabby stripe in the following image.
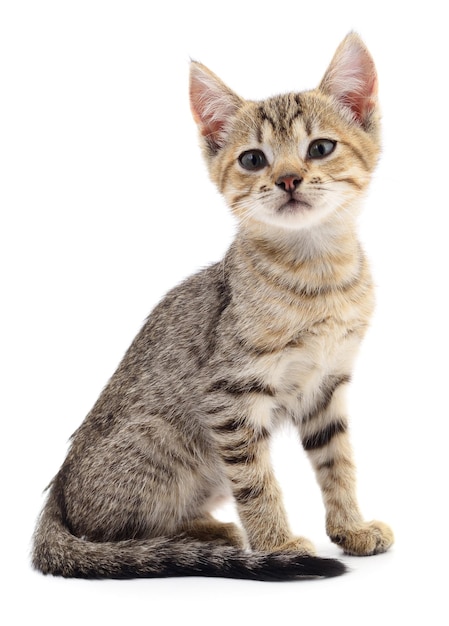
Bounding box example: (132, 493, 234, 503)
(304, 113, 313, 136)
(339, 140, 371, 171)
(236, 337, 282, 356)
(222, 449, 256, 465)
(213, 417, 243, 432)
(221, 431, 268, 464)
(257, 106, 278, 131)
(205, 405, 231, 415)
(234, 484, 265, 504)
(285, 109, 303, 130)
(301, 419, 347, 451)
(317, 459, 336, 471)
(208, 379, 275, 396)
(240, 241, 364, 300)
(328, 175, 363, 190)
(302, 375, 351, 422)
(214, 420, 270, 442)
(232, 192, 251, 207)
(219, 159, 236, 193)
(238, 242, 309, 301)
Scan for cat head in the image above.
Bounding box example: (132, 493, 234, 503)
(190, 33, 380, 234)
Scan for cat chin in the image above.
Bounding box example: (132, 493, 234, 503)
(257, 205, 335, 232)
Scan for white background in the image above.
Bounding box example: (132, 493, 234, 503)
(1, 1, 448, 624)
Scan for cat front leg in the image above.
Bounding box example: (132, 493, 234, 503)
(215, 413, 315, 555)
(298, 378, 394, 556)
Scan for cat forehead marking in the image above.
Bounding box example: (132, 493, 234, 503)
(254, 94, 312, 144)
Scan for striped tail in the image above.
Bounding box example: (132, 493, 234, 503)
(32, 491, 345, 581)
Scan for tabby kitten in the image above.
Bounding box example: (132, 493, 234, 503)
(32, 32, 393, 581)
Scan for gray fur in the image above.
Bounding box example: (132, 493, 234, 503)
(32, 34, 394, 581)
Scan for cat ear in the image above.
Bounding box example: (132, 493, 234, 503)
(319, 32, 378, 126)
(190, 62, 243, 151)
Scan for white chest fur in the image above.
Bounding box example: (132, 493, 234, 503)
(247, 319, 361, 430)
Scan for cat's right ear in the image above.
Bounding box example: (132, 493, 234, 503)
(189, 62, 243, 152)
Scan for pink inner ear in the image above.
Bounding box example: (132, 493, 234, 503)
(321, 35, 378, 125)
(190, 81, 209, 129)
(190, 81, 224, 139)
(190, 63, 241, 149)
(202, 118, 226, 139)
(342, 74, 377, 123)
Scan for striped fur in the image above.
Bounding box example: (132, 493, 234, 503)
(32, 33, 393, 581)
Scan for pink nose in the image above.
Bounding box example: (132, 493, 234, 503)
(275, 174, 302, 192)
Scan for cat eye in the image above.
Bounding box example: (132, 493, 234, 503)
(238, 150, 268, 171)
(308, 139, 336, 159)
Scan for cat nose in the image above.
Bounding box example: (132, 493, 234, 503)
(275, 173, 303, 192)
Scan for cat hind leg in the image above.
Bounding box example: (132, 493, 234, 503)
(181, 514, 246, 548)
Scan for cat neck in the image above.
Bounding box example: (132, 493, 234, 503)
(225, 215, 370, 353)
(236, 213, 362, 277)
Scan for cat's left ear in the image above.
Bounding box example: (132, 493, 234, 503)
(190, 62, 243, 152)
(319, 32, 378, 127)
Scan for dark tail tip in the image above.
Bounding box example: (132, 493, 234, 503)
(254, 553, 347, 581)
(299, 555, 347, 578)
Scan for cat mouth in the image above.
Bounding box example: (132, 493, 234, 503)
(277, 197, 313, 214)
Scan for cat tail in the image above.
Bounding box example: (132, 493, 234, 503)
(32, 490, 346, 581)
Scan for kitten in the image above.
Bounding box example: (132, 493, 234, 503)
(32, 32, 393, 581)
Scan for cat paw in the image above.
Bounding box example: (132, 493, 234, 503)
(276, 536, 317, 556)
(328, 520, 394, 556)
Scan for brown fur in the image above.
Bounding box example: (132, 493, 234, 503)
(32, 32, 393, 581)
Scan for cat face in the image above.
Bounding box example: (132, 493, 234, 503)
(190, 33, 380, 233)
(214, 92, 379, 231)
